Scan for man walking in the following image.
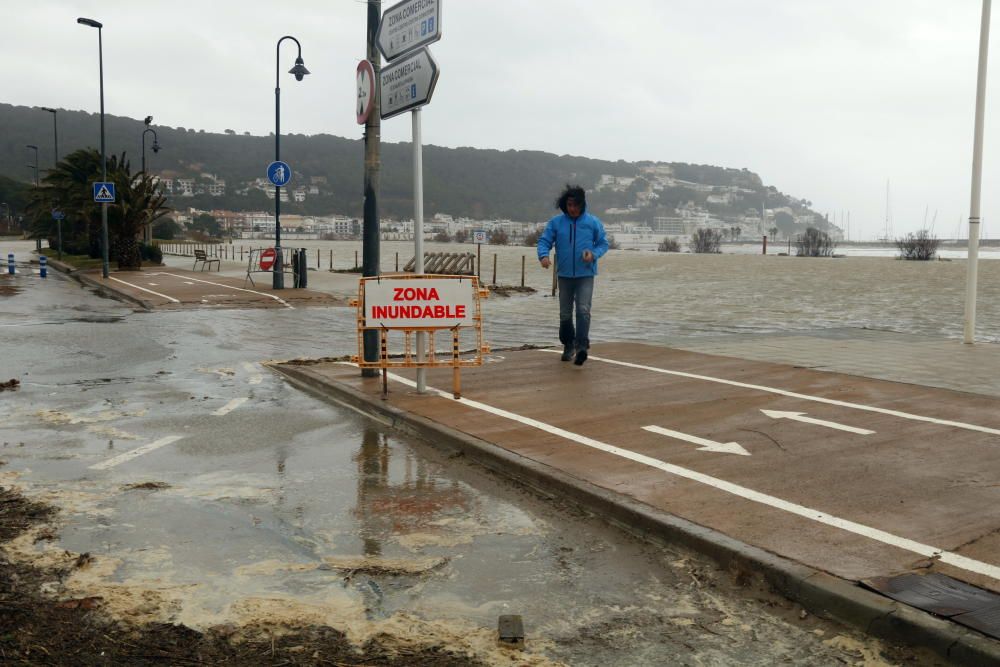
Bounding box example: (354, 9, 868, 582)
(537, 185, 609, 366)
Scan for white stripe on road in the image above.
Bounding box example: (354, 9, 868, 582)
(374, 367, 1000, 582)
(212, 397, 248, 416)
(152, 273, 293, 309)
(89, 435, 184, 470)
(108, 277, 180, 303)
(242, 362, 263, 385)
(540, 350, 1000, 438)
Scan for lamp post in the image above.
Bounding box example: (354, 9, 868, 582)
(141, 123, 161, 244)
(77, 17, 109, 279)
(40, 107, 59, 165)
(26, 145, 39, 187)
(273, 35, 310, 289)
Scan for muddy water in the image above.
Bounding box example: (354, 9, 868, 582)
(0, 262, 936, 664)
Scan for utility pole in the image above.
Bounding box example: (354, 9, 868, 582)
(362, 0, 382, 376)
(965, 0, 991, 344)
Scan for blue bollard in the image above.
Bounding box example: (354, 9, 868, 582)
(39, 255, 47, 279)
(7, 253, 13, 275)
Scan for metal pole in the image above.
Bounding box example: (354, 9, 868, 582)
(965, 0, 991, 345)
(414, 108, 426, 393)
(274, 49, 284, 290)
(98, 27, 109, 279)
(362, 0, 382, 377)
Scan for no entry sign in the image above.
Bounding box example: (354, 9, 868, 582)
(259, 247, 277, 271)
(365, 277, 476, 329)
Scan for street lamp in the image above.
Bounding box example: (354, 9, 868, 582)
(26, 145, 39, 187)
(77, 16, 109, 279)
(273, 35, 310, 289)
(40, 107, 59, 165)
(141, 121, 160, 244)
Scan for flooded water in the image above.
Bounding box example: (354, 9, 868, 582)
(0, 247, 938, 665)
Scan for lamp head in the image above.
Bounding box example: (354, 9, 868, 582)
(77, 17, 102, 28)
(152, 142, 161, 154)
(40, 107, 57, 114)
(144, 115, 153, 126)
(289, 57, 310, 81)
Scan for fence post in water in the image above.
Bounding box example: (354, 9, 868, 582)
(521, 255, 525, 287)
(329, 249, 332, 270)
(762, 235, 767, 255)
(492, 253, 497, 285)
(39, 255, 47, 278)
(355, 250, 359, 269)
(7, 253, 14, 275)
(395, 252, 399, 272)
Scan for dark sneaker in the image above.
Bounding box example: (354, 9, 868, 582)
(561, 345, 574, 362)
(573, 349, 588, 366)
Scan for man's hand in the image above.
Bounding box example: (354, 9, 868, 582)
(582, 249, 594, 263)
(540, 257, 551, 269)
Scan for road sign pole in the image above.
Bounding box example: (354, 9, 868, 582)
(414, 107, 426, 393)
(362, 0, 382, 378)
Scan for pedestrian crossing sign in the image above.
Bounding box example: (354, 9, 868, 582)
(93, 182, 116, 203)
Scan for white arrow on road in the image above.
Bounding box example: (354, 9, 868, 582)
(642, 425, 751, 456)
(761, 410, 875, 435)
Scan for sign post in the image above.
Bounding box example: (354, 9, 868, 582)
(51, 209, 65, 261)
(378, 0, 442, 393)
(473, 230, 486, 279)
(266, 161, 291, 289)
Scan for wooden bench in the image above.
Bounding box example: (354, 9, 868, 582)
(193, 249, 220, 272)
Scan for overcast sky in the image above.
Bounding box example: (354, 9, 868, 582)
(5, 1, 999, 239)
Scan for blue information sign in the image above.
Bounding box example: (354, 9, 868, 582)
(267, 161, 292, 187)
(93, 182, 116, 202)
(51, 209, 65, 220)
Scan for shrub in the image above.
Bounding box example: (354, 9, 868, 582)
(433, 231, 451, 243)
(454, 229, 468, 243)
(523, 229, 540, 247)
(795, 227, 836, 257)
(689, 228, 723, 254)
(489, 229, 509, 245)
(658, 237, 680, 252)
(141, 243, 163, 264)
(896, 229, 940, 260)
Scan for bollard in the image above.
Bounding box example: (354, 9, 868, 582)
(299, 248, 308, 288)
(7, 253, 14, 275)
(39, 255, 47, 278)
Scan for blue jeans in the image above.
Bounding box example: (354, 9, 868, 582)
(557, 276, 594, 351)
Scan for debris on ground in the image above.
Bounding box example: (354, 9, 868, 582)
(0, 378, 20, 392)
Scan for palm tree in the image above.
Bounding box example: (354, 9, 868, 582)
(26, 149, 169, 269)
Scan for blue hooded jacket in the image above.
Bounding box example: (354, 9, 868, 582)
(537, 206, 609, 278)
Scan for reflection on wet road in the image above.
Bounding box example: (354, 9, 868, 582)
(0, 254, 928, 665)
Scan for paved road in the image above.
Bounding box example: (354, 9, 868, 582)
(0, 255, 931, 665)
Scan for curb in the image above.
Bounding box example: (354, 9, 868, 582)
(271, 362, 1000, 666)
(48, 262, 153, 311)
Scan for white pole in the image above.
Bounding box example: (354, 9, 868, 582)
(413, 108, 426, 391)
(965, 0, 991, 345)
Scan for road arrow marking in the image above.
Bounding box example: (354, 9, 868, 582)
(642, 425, 751, 456)
(761, 410, 875, 435)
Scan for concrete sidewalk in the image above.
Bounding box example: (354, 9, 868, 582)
(272, 335, 1000, 663)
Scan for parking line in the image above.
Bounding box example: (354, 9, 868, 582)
(376, 368, 1000, 582)
(152, 273, 293, 309)
(108, 277, 180, 303)
(540, 350, 1000, 438)
(89, 435, 184, 470)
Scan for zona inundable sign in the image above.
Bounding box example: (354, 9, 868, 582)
(364, 277, 476, 329)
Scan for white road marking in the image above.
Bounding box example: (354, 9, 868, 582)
(183, 281, 194, 285)
(371, 367, 1000, 582)
(541, 350, 1000, 438)
(242, 362, 263, 385)
(89, 435, 184, 470)
(762, 410, 876, 435)
(107, 277, 180, 303)
(152, 273, 293, 309)
(147, 282, 158, 286)
(642, 425, 751, 455)
(212, 397, 248, 416)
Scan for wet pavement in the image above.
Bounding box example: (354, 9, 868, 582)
(0, 242, 931, 665)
